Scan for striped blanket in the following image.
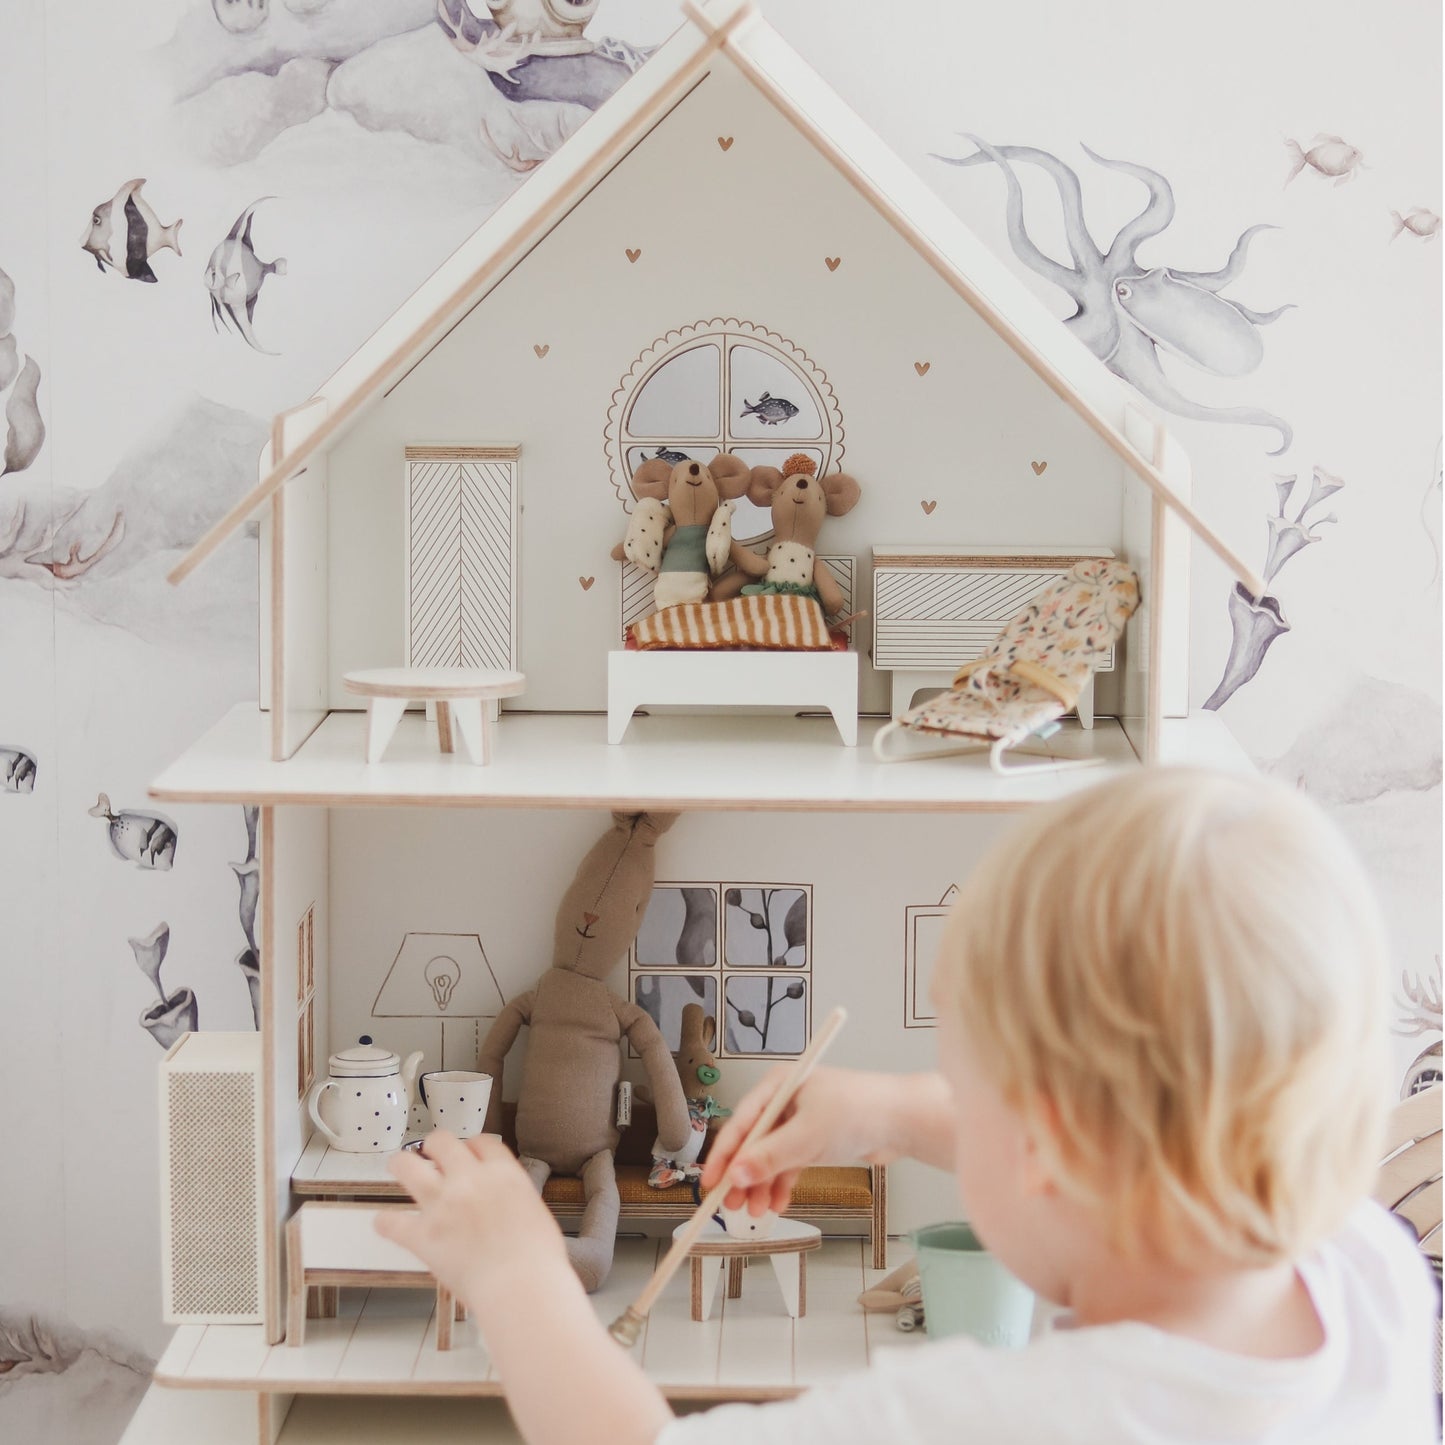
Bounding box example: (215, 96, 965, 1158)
(629, 593, 839, 651)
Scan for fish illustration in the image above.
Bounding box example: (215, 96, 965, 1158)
(79, 179, 182, 283)
(1284, 135, 1365, 187)
(204, 199, 287, 354)
(653, 446, 692, 464)
(739, 391, 799, 426)
(1391, 207, 1442, 242)
(0, 746, 37, 792)
(88, 792, 178, 870)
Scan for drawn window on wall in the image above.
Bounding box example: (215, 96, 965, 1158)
(630, 882, 812, 1059)
(904, 886, 956, 1029)
(297, 903, 316, 1098)
(606, 318, 845, 548)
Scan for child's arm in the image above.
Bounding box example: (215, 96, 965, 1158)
(379, 1134, 673, 1445)
(702, 1068, 955, 1217)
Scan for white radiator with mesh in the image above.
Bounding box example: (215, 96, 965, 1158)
(159, 1032, 265, 1325)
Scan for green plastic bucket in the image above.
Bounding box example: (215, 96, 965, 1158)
(910, 1222, 1034, 1346)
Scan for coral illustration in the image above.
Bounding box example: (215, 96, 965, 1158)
(935, 138, 1293, 454)
(130, 923, 199, 1048)
(233, 805, 261, 1027)
(1394, 960, 1443, 1098)
(1205, 467, 1342, 710)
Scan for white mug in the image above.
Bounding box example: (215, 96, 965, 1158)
(419, 1070, 493, 1138)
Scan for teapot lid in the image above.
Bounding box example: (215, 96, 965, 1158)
(328, 1036, 400, 1078)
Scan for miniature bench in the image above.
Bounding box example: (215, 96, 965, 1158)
(285, 1201, 464, 1350)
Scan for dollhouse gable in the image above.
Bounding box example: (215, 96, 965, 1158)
(167, 0, 1258, 757)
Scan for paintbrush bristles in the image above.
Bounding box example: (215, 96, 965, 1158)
(607, 1006, 848, 1346)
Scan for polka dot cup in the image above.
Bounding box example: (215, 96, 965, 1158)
(419, 1070, 494, 1139)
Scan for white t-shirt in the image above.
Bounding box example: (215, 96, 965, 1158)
(658, 1203, 1439, 1444)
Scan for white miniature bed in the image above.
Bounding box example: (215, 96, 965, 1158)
(608, 558, 859, 746)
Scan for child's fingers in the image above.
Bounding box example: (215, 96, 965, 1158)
(419, 1129, 474, 1175)
(388, 1148, 444, 1202)
(729, 1114, 814, 1190)
(464, 1133, 513, 1167)
(768, 1169, 801, 1216)
(701, 1067, 789, 1189)
(374, 1207, 421, 1249)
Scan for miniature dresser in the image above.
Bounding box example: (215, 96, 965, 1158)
(872, 546, 1116, 723)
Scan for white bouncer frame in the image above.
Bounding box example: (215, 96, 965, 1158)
(607, 650, 859, 745)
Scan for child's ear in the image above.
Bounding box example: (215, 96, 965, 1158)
(1021, 1093, 1066, 1198)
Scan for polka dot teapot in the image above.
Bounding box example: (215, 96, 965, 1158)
(307, 1036, 425, 1154)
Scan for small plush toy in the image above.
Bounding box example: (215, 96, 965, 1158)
(477, 813, 692, 1292)
(611, 455, 755, 610)
(711, 454, 863, 622)
(648, 1003, 731, 1194)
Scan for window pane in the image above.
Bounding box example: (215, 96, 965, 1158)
(723, 975, 808, 1056)
(728, 346, 822, 439)
(628, 343, 721, 437)
(634, 974, 717, 1050)
(724, 887, 807, 967)
(625, 443, 719, 481)
(636, 886, 718, 968)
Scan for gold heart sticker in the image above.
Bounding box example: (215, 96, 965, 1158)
(920, 500, 937, 515)
(824, 256, 841, 272)
(533, 344, 549, 358)
(626, 248, 641, 264)
(914, 361, 931, 376)
(1031, 460, 1047, 475)
(717, 136, 734, 151)
(578, 575, 595, 591)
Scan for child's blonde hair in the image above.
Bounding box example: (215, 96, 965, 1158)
(934, 767, 1392, 1268)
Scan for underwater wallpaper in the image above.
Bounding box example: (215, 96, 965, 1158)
(0, 0, 1437, 1437)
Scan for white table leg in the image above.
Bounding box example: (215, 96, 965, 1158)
(1076, 676, 1095, 730)
(694, 1256, 725, 1322)
(770, 1252, 803, 1318)
(365, 697, 407, 765)
(453, 700, 490, 766)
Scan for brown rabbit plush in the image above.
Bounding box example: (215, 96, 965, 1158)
(610, 454, 756, 609)
(477, 813, 691, 1291)
(710, 453, 863, 620)
(647, 1002, 730, 1192)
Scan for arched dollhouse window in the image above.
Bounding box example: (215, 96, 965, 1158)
(605, 318, 845, 543)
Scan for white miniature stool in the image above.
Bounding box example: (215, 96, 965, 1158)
(342, 668, 525, 766)
(675, 1217, 822, 1322)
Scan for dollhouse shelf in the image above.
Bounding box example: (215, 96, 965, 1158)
(150, 1237, 919, 1402)
(149, 704, 1249, 813)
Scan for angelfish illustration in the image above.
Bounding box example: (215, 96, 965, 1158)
(79, 179, 182, 283)
(204, 199, 287, 353)
(88, 792, 178, 870)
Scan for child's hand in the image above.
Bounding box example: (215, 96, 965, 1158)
(378, 1133, 573, 1322)
(702, 1067, 908, 1218)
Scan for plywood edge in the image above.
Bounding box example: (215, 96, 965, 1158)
(149, 1373, 802, 1402)
(403, 445, 522, 461)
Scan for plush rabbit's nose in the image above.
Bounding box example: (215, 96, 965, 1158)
(583, 912, 600, 926)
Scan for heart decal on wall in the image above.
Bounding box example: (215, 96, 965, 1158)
(626, 248, 641, 264)
(920, 500, 937, 515)
(578, 575, 595, 591)
(824, 256, 841, 272)
(914, 361, 931, 376)
(717, 136, 734, 151)
(1031, 460, 1048, 475)
(533, 344, 549, 358)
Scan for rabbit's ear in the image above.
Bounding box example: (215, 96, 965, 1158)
(746, 466, 785, 508)
(710, 453, 753, 500)
(823, 471, 861, 516)
(678, 1002, 704, 1046)
(631, 458, 672, 502)
(701, 1014, 717, 1049)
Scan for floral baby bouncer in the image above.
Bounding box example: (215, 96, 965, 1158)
(873, 559, 1141, 773)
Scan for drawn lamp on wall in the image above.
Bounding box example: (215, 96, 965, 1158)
(372, 932, 505, 1082)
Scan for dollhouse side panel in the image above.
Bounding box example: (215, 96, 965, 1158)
(324, 57, 1134, 717)
(262, 806, 330, 1342)
(1118, 467, 1159, 761)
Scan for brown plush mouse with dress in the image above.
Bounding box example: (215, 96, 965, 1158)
(710, 453, 863, 623)
(611, 454, 757, 610)
(476, 812, 691, 1292)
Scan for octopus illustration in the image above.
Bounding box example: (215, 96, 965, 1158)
(1204, 467, 1342, 710)
(935, 138, 1294, 455)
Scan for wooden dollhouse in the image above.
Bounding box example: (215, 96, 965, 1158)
(133, 0, 1259, 1439)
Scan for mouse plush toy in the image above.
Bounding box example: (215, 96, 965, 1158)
(611, 455, 756, 610)
(710, 453, 863, 622)
(477, 813, 692, 1292)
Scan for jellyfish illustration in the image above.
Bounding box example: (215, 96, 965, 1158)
(934, 138, 1293, 454)
(130, 923, 199, 1049)
(1204, 468, 1342, 709)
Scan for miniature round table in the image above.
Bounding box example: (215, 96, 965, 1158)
(342, 668, 526, 767)
(673, 1217, 822, 1323)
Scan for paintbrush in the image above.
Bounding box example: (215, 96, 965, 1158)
(608, 1006, 848, 1346)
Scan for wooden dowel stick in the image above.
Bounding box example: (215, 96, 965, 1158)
(608, 1006, 848, 1346)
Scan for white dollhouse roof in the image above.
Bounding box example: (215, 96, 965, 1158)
(169, 0, 1260, 596)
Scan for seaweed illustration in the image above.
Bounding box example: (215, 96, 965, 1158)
(233, 805, 260, 1027)
(934, 139, 1293, 454)
(130, 923, 199, 1048)
(722, 888, 807, 1054)
(1204, 467, 1342, 710)
(1394, 961, 1443, 1098)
